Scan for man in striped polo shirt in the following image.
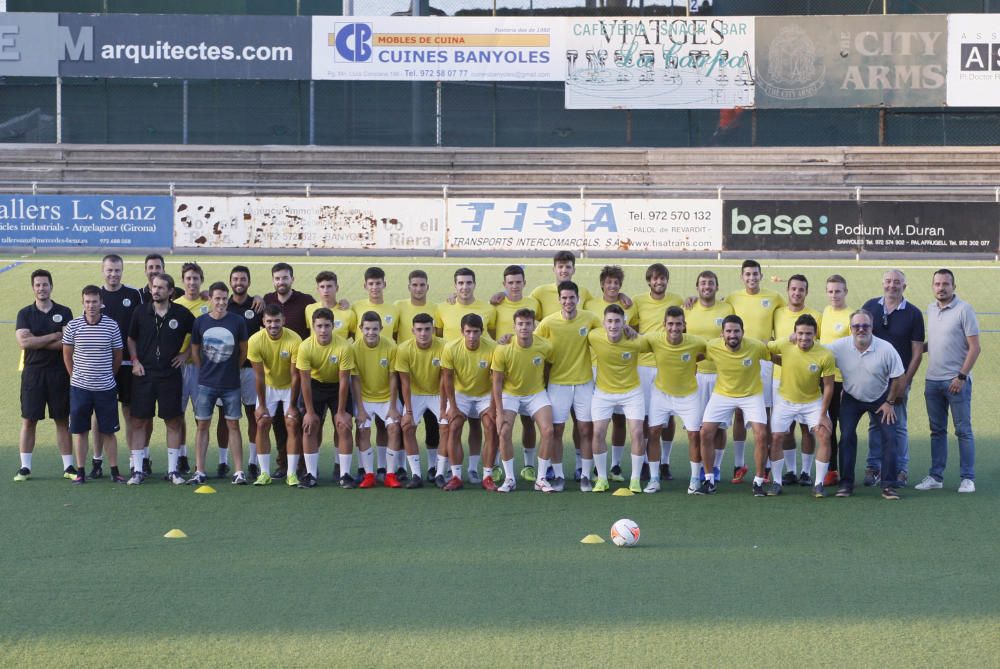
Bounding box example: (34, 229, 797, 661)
(62, 285, 124, 484)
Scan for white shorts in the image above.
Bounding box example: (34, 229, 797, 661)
(257, 385, 291, 417)
(592, 387, 645, 422)
(760, 360, 774, 408)
(771, 396, 825, 433)
(638, 365, 656, 414)
(703, 392, 767, 427)
(455, 392, 491, 420)
(181, 363, 199, 411)
(501, 391, 551, 418)
(648, 388, 702, 432)
(696, 372, 729, 429)
(359, 400, 401, 429)
(548, 381, 594, 424)
(217, 367, 256, 408)
(407, 394, 441, 425)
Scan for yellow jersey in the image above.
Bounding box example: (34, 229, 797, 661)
(535, 310, 602, 386)
(684, 300, 735, 374)
(583, 296, 638, 327)
(530, 282, 593, 321)
(394, 337, 446, 396)
(295, 334, 355, 384)
(633, 292, 684, 367)
(646, 333, 706, 397)
(772, 305, 822, 380)
(820, 305, 851, 382)
(394, 299, 435, 343)
(705, 337, 770, 398)
(587, 329, 651, 394)
(351, 299, 400, 339)
(441, 337, 496, 397)
(725, 289, 784, 342)
(304, 303, 356, 340)
(433, 300, 497, 342)
(767, 340, 837, 404)
(175, 295, 210, 318)
(352, 336, 397, 403)
(494, 295, 541, 341)
(491, 336, 553, 397)
(247, 328, 302, 389)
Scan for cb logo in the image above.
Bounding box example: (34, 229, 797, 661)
(335, 23, 373, 62)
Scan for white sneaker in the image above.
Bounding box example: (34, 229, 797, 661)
(533, 477, 553, 493)
(643, 480, 661, 494)
(958, 478, 976, 493)
(497, 478, 516, 493)
(467, 469, 482, 485)
(687, 477, 700, 494)
(168, 471, 186, 485)
(914, 476, 943, 491)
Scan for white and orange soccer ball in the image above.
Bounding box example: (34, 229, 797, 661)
(610, 518, 640, 547)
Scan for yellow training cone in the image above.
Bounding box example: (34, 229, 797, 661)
(194, 485, 216, 494)
(164, 529, 188, 539)
(580, 534, 606, 544)
(612, 488, 635, 497)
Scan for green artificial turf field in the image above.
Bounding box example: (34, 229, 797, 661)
(1, 255, 998, 667)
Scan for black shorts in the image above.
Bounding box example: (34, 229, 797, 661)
(310, 380, 354, 419)
(21, 366, 71, 421)
(115, 365, 134, 405)
(130, 372, 183, 420)
(69, 387, 120, 435)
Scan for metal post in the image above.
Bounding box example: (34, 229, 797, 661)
(55, 76, 62, 144)
(182, 80, 189, 145)
(344, 0, 354, 14)
(309, 80, 316, 146)
(435, 81, 442, 147)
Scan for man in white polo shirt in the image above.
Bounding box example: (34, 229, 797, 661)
(826, 309, 905, 500)
(915, 269, 981, 494)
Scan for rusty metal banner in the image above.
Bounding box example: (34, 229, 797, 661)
(755, 14, 947, 108)
(173, 197, 444, 250)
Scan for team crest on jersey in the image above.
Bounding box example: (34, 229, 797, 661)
(168, 319, 178, 329)
(479, 360, 488, 369)
(532, 356, 543, 366)
(621, 352, 632, 360)
(280, 350, 290, 358)
(809, 363, 819, 373)
(681, 353, 691, 362)
(329, 355, 339, 364)
(244, 309, 255, 320)
(714, 318, 723, 326)
(123, 298, 132, 307)
(200, 306, 209, 314)
(579, 327, 588, 336)
(385, 315, 394, 324)
(762, 299, 771, 308)
(432, 358, 441, 367)
(380, 358, 389, 367)
(334, 320, 343, 329)
(835, 323, 844, 332)
(742, 358, 752, 367)
(52, 314, 63, 323)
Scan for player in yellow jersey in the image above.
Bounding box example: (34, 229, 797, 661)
(772, 274, 823, 487)
(396, 313, 448, 489)
(434, 268, 496, 342)
(646, 307, 707, 494)
(491, 308, 555, 493)
(535, 280, 601, 492)
(633, 263, 684, 482)
(586, 304, 651, 493)
(297, 308, 357, 489)
(698, 314, 771, 497)
(819, 274, 851, 486)
(684, 270, 736, 483)
(352, 312, 404, 488)
(395, 270, 434, 344)
(351, 267, 400, 340)
(174, 261, 211, 475)
(304, 271, 356, 340)
(440, 314, 497, 491)
(766, 313, 836, 497)
(525, 250, 595, 320)
(247, 305, 302, 486)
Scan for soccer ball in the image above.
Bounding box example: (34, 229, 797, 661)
(610, 518, 640, 547)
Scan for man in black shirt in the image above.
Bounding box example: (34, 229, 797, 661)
(14, 269, 75, 481)
(126, 273, 195, 485)
(97, 253, 144, 478)
(138, 253, 185, 302)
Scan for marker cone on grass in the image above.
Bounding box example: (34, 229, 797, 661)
(164, 529, 188, 539)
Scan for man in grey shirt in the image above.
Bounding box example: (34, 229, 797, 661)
(915, 269, 981, 494)
(826, 309, 905, 500)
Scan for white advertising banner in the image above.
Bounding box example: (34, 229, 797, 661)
(174, 197, 444, 250)
(446, 197, 721, 252)
(311, 16, 564, 81)
(564, 16, 755, 109)
(947, 14, 1000, 106)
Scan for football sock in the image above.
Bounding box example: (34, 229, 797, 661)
(451, 464, 462, 479)
(753, 476, 765, 486)
(426, 448, 438, 470)
(436, 454, 448, 477)
(131, 451, 143, 474)
(523, 448, 536, 468)
(815, 460, 830, 484)
(574, 449, 582, 470)
(771, 459, 785, 484)
(142, 446, 149, 460)
(802, 453, 815, 475)
(258, 453, 270, 475)
(248, 444, 257, 465)
(501, 458, 515, 480)
(611, 445, 624, 468)
(377, 446, 387, 470)
(167, 448, 179, 473)
(690, 461, 701, 478)
(783, 449, 796, 474)
(553, 462, 564, 478)
(630, 454, 644, 482)
(468, 455, 480, 476)
(20, 452, 31, 469)
(338, 454, 353, 478)
(304, 452, 319, 478)
(649, 459, 661, 482)
(733, 440, 746, 468)
(660, 441, 673, 465)
(706, 468, 716, 483)
(287, 454, 300, 477)
(61, 454, 73, 469)
(219, 448, 229, 465)
(407, 454, 422, 478)
(581, 458, 594, 480)
(714, 449, 725, 468)
(360, 448, 374, 475)
(594, 452, 608, 480)
(536, 457, 551, 481)
(178, 445, 186, 457)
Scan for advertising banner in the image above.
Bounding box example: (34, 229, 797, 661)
(312, 16, 563, 81)
(722, 200, 998, 252)
(57, 14, 311, 79)
(947, 14, 1000, 106)
(446, 197, 722, 251)
(0, 12, 59, 77)
(173, 197, 444, 250)
(755, 14, 946, 108)
(564, 16, 754, 109)
(0, 195, 173, 248)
